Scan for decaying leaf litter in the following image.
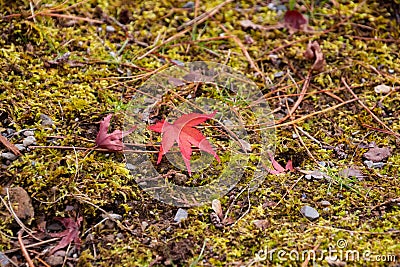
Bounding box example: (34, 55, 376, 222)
(0, 0, 400, 266)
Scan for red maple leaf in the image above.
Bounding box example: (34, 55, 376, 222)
(148, 111, 220, 175)
(48, 217, 82, 255)
(95, 114, 136, 151)
(266, 152, 294, 174)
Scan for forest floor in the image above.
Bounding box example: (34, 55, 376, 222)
(0, 0, 399, 266)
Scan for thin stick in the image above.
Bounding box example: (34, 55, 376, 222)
(177, 0, 233, 31)
(3, 238, 60, 254)
(138, 0, 233, 60)
(342, 78, 398, 136)
(258, 98, 358, 129)
(272, 176, 303, 210)
(275, 68, 312, 125)
(29, 145, 158, 153)
(362, 123, 400, 138)
(18, 230, 35, 267)
(294, 125, 318, 163)
(0, 135, 21, 156)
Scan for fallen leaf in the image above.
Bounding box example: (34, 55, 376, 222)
(49, 217, 82, 255)
(283, 10, 308, 33)
(95, 114, 136, 151)
(149, 111, 220, 175)
(304, 41, 325, 72)
(266, 152, 294, 174)
(363, 147, 391, 162)
(252, 219, 269, 230)
(211, 199, 223, 220)
(338, 167, 364, 180)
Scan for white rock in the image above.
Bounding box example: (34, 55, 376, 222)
(23, 136, 36, 146)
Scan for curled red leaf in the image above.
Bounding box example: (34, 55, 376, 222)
(149, 111, 220, 175)
(95, 114, 136, 151)
(266, 152, 294, 174)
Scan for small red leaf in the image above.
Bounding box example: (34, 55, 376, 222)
(48, 217, 82, 255)
(284, 10, 307, 30)
(95, 114, 136, 151)
(149, 111, 220, 175)
(266, 152, 294, 174)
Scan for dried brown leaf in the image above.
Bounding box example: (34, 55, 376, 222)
(304, 41, 325, 72)
(363, 147, 391, 162)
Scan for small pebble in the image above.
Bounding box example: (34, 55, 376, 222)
(23, 130, 34, 137)
(182, 1, 194, 8)
(274, 71, 285, 78)
(388, 69, 395, 74)
(238, 139, 252, 152)
(321, 200, 331, 206)
(23, 136, 36, 146)
(6, 128, 15, 135)
(1, 152, 17, 161)
(300, 205, 319, 221)
(15, 144, 26, 151)
(174, 208, 188, 223)
(40, 114, 54, 126)
(106, 25, 116, 32)
(126, 163, 136, 170)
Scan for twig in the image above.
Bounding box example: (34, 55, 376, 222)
(0, 135, 21, 156)
(138, 0, 232, 60)
(370, 197, 400, 211)
(301, 243, 320, 267)
(275, 68, 312, 125)
(294, 125, 318, 163)
(177, 0, 233, 31)
(18, 230, 35, 267)
(27, 13, 103, 24)
(272, 176, 303, 210)
(29, 145, 158, 153)
(3, 238, 60, 254)
(257, 98, 358, 129)
(219, 24, 264, 81)
(361, 123, 400, 138)
(342, 78, 398, 136)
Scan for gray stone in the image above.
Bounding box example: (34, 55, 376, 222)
(23, 130, 34, 137)
(300, 205, 319, 221)
(23, 136, 36, 146)
(274, 71, 285, 78)
(174, 208, 188, 223)
(321, 200, 331, 206)
(15, 144, 26, 151)
(182, 1, 194, 8)
(1, 152, 17, 161)
(40, 114, 54, 126)
(238, 139, 251, 152)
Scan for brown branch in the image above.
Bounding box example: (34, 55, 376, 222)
(29, 145, 158, 153)
(255, 98, 358, 129)
(18, 230, 35, 267)
(275, 68, 312, 125)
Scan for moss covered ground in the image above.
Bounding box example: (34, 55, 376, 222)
(0, 0, 399, 266)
